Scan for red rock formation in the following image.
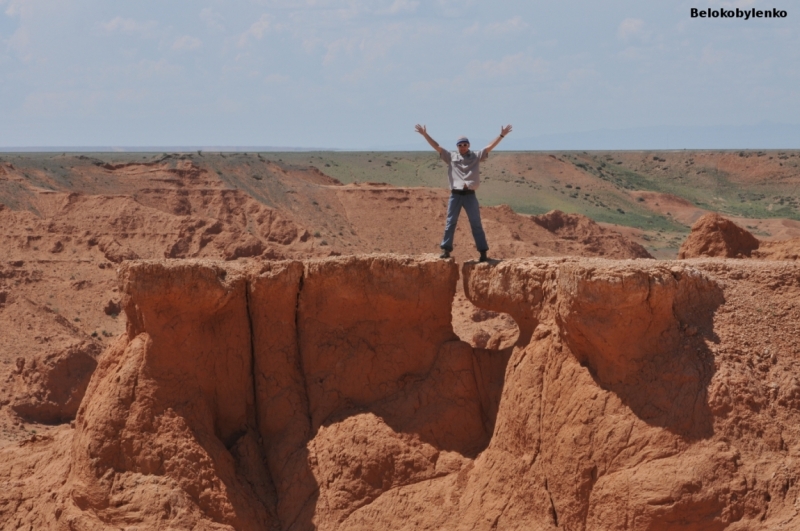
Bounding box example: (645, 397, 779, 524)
(678, 213, 760, 258)
(4, 255, 800, 530)
(678, 213, 800, 262)
(0, 156, 655, 434)
(445, 258, 795, 530)
(531, 209, 653, 259)
(0, 286, 103, 424)
(9, 341, 100, 424)
(69, 260, 267, 529)
(54, 255, 507, 530)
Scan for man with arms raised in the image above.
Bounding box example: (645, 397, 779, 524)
(415, 124, 513, 262)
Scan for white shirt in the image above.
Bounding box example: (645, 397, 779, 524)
(439, 148, 488, 191)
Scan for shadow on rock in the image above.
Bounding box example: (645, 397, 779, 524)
(252, 255, 512, 530)
(11, 341, 101, 424)
(557, 263, 724, 440)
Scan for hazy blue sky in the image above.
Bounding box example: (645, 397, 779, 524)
(1, 0, 798, 149)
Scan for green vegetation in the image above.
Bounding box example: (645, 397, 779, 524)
(568, 152, 800, 223)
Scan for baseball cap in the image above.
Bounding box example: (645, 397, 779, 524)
(456, 136, 470, 145)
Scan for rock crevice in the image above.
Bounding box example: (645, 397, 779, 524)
(65, 255, 505, 530)
(33, 254, 800, 531)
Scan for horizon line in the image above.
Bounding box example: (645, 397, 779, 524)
(1, 146, 798, 153)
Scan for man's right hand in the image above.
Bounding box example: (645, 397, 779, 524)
(414, 124, 428, 137)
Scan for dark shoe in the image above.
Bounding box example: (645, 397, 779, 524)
(479, 251, 488, 262)
(439, 249, 451, 259)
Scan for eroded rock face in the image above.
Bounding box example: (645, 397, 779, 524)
(462, 259, 551, 345)
(530, 209, 653, 259)
(678, 213, 800, 262)
(70, 260, 268, 530)
(298, 256, 458, 432)
(9, 341, 101, 424)
(1, 291, 104, 425)
(679, 213, 760, 258)
(6, 255, 800, 531)
(450, 258, 798, 530)
(61, 255, 503, 530)
(753, 238, 800, 260)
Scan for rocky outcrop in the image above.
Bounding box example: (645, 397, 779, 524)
(678, 213, 760, 258)
(5, 255, 800, 530)
(530, 210, 653, 259)
(62, 255, 506, 530)
(0, 156, 656, 427)
(92, 235, 140, 263)
(339, 257, 795, 531)
(445, 258, 798, 530)
(679, 213, 800, 262)
(9, 341, 101, 424)
(0, 290, 103, 425)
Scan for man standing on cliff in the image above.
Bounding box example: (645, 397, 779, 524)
(415, 124, 513, 262)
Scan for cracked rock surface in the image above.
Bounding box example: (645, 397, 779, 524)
(3, 255, 800, 530)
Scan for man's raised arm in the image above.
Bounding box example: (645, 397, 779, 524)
(484, 124, 513, 153)
(415, 124, 446, 155)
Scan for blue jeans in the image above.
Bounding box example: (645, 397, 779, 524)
(440, 192, 488, 252)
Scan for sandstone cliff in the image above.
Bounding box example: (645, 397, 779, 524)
(0, 155, 652, 437)
(51, 255, 507, 530)
(2, 254, 800, 530)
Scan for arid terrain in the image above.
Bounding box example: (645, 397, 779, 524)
(1, 151, 800, 530)
(258, 149, 800, 257)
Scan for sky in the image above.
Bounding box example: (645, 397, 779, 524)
(1, 0, 798, 150)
